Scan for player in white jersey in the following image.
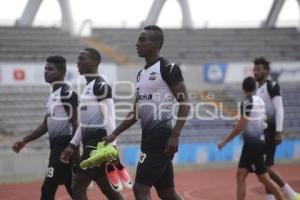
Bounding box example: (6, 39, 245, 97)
(60, 48, 125, 200)
(104, 25, 190, 200)
(12, 56, 79, 200)
(253, 57, 299, 200)
(218, 76, 287, 200)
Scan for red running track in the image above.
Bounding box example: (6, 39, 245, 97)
(1, 164, 299, 200)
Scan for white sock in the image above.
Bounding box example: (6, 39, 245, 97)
(266, 194, 275, 200)
(282, 183, 297, 198)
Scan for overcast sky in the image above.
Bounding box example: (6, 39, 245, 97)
(0, 0, 299, 28)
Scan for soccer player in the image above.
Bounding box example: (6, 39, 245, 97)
(104, 25, 190, 200)
(253, 57, 300, 200)
(218, 76, 287, 200)
(60, 48, 124, 200)
(12, 56, 78, 200)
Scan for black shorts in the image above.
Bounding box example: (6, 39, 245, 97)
(264, 127, 277, 167)
(46, 135, 73, 184)
(46, 149, 73, 184)
(77, 129, 107, 178)
(135, 150, 174, 190)
(238, 142, 267, 175)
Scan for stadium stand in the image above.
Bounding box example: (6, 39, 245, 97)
(93, 27, 300, 65)
(0, 26, 86, 62)
(0, 26, 300, 149)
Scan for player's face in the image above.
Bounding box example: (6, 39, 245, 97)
(253, 64, 267, 82)
(136, 31, 156, 57)
(44, 62, 61, 83)
(77, 51, 95, 75)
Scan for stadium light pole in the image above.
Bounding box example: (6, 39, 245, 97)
(141, 0, 194, 29)
(15, 0, 74, 35)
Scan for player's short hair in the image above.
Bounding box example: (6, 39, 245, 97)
(46, 55, 66, 72)
(84, 48, 101, 66)
(242, 76, 256, 92)
(144, 25, 164, 49)
(253, 57, 270, 71)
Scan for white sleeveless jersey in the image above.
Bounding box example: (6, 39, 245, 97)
(241, 95, 266, 143)
(79, 76, 112, 138)
(46, 84, 78, 140)
(136, 57, 184, 135)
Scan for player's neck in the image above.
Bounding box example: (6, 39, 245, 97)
(51, 82, 65, 92)
(244, 91, 253, 97)
(85, 75, 98, 83)
(258, 78, 267, 87)
(144, 54, 160, 69)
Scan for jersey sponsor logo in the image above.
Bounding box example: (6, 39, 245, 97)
(138, 93, 153, 100)
(80, 105, 88, 111)
(46, 112, 56, 117)
(149, 71, 158, 80)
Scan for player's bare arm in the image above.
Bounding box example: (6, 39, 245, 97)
(165, 81, 190, 157)
(12, 115, 48, 153)
(217, 116, 247, 150)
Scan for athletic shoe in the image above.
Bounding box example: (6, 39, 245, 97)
(291, 193, 300, 200)
(80, 142, 118, 169)
(117, 165, 133, 189)
(105, 163, 123, 191)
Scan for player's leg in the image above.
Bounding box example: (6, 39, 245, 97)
(72, 172, 92, 200)
(40, 176, 59, 200)
(236, 168, 249, 200)
(258, 173, 287, 200)
(265, 143, 285, 185)
(265, 142, 299, 199)
(156, 187, 182, 200)
(64, 172, 73, 198)
(133, 182, 151, 200)
(40, 158, 61, 200)
(93, 170, 124, 200)
(155, 161, 182, 200)
(236, 143, 251, 200)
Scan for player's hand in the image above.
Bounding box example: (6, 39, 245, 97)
(12, 140, 26, 153)
(217, 140, 226, 150)
(103, 133, 117, 144)
(165, 134, 179, 158)
(60, 146, 74, 164)
(275, 132, 283, 145)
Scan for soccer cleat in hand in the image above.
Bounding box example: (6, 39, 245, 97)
(80, 142, 118, 169)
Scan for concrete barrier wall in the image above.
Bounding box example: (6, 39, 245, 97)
(2, 139, 300, 181)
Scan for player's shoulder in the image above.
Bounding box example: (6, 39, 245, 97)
(242, 95, 253, 104)
(266, 79, 280, 88)
(159, 57, 180, 74)
(60, 83, 77, 98)
(93, 76, 111, 89)
(159, 57, 178, 68)
(93, 76, 112, 99)
(266, 79, 281, 97)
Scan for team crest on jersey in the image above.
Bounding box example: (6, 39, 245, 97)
(85, 88, 91, 94)
(149, 71, 158, 80)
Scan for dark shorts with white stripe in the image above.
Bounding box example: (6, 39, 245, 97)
(238, 142, 267, 175)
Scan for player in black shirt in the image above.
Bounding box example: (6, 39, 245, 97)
(218, 77, 286, 200)
(254, 57, 299, 200)
(60, 48, 124, 200)
(104, 25, 190, 200)
(12, 56, 79, 200)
